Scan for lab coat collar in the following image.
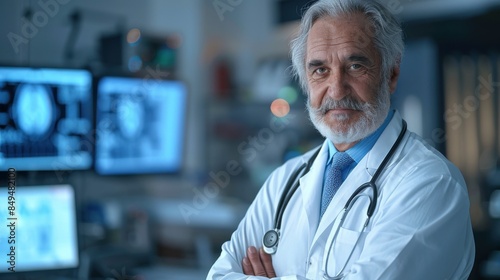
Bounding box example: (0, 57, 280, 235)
(309, 111, 405, 249)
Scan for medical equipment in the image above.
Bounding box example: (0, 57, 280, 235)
(262, 120, 408, 278)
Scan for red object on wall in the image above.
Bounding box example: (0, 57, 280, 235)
(214, 60, 231, 98)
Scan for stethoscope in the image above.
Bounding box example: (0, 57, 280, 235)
(262, 120, 407, 279)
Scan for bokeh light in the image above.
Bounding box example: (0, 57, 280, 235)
(278, 86, 298, 104)
(270, 98, 290, 118)
(128, 55, 143, 72)
(127, 28, 141, 44)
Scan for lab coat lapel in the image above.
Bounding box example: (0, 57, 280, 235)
(310, 112, 404, 248)
(298, 141, 329, 247)
(311, 160, 371, 247)
(364, 112, 404, 177)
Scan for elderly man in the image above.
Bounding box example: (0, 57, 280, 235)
(207, 0, 475, 279)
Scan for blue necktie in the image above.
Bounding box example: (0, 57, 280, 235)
(320, 152, 354, 217)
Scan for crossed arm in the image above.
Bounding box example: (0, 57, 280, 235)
(208, 171, 475, 279)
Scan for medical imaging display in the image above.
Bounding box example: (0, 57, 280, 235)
(0, 67, 93, 171)
(0, 185, 79, 272)
(95, 77, 186, 175)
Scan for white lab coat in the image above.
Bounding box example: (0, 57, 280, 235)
(207, 111, 475, 280)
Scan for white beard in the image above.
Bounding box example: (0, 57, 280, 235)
(307, 82, 391, 144)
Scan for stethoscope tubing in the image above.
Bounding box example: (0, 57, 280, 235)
(322, 120, 408, 278)
(272, 120, 407, 234)
(263, 120, 408, 278)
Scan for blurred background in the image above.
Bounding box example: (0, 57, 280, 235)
(0, 0, 499, 279)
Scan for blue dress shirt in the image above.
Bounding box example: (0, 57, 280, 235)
(324, 109, 395, 183)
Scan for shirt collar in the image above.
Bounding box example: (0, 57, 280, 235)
(327, 109, 395, 165)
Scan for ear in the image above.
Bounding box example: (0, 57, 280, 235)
(388, 63, 401, 94)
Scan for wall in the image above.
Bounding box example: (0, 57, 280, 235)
(0, 0, 149, 67)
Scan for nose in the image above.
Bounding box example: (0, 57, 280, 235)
(326, 68, 348, 100)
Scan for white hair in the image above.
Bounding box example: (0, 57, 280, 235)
(307, 78, 391, 144)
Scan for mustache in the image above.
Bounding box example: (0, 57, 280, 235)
(310, 96, 369, 115)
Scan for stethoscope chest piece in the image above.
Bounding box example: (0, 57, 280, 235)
(262, 229, 280, 254)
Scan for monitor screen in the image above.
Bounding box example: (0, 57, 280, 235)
(0, 184, 79, 273)
(95, 77, 187, 175)
(0, 67, 93, 171)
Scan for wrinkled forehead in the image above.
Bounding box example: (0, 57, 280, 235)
(308, 13, 375, 44)
(306, 13, 379, 58)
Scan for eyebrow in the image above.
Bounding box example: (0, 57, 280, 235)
(307, 59, 325, 70)
(347, 55, 371, 65)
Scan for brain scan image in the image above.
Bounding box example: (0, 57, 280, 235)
(95, 77, 186, 174)
(0, 67, 92, 171)
(13, 83, 55, 139)
(116, 97, 145, 140)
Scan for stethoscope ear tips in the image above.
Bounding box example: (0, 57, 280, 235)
(262, 229, 280, 255)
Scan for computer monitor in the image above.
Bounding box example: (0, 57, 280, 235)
(0, 184, 79, 273)
(95, 77, 187, 175)
(0, 67, 93, 171)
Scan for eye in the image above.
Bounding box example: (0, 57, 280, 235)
(313, 67, 328, 76)
(347, 63, 367, 77)
(349, 64, 363, 70)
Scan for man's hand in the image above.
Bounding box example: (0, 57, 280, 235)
(242, 246, 277, 278)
